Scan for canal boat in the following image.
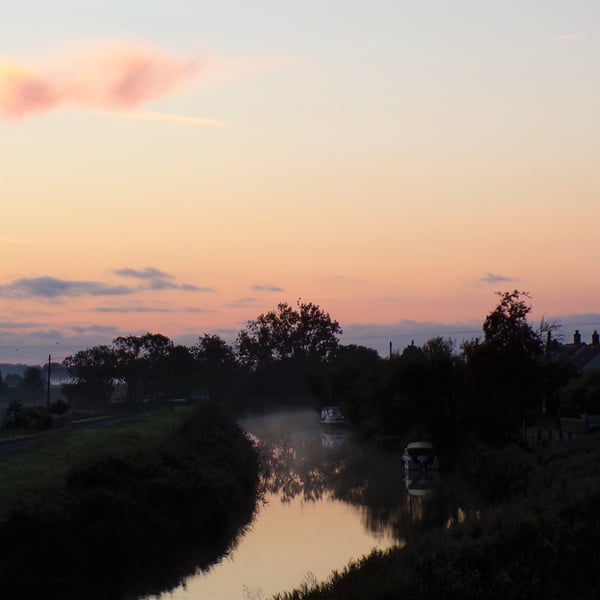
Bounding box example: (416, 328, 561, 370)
(320, 406, 347, 426)
(402, 441, 439, 471)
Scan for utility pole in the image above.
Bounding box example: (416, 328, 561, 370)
(47, 354, 51, 411)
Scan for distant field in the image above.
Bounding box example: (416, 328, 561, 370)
(0, 408, 191, 521)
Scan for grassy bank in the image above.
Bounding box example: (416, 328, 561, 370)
(0, 409, 190, 520)
(274, 436, 600, 600)
(0, 404, 261, 600)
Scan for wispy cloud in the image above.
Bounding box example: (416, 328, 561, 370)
(0, 276, 132, 299)
(251, 284, 284, 292)
(479, 272, 519, 284)
(0, 42, 206, 120)
(115, 267, 173, 281)
(0, 320, 41, 329)
(555, 33, 582, 46)
(93, 306, 172, 314)
(69, 325, 121, 336)
(227, 297, 257, 308)
(92, 305, 208, 314)
(104, 109, 225, 127)
(115, 267, 214, 292)
(0, 268, 213, 300)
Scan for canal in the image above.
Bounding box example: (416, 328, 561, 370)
(144, 409, 456, 600)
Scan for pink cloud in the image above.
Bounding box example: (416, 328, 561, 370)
(0, 43, 205, 119)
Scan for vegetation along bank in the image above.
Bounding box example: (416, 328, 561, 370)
(274, 436, 600, 600)
(0, 404, 261, 600)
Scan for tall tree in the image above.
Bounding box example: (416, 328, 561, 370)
(482, 290, 542, 356)
(113, 333, 173, 402)
(63, 345, 116, 408)
(463, 290, 543, 440)
(162, 344, 197, 400)
(192, 334, 237, 401)
(237, 300, 342, 368)
(18, 366, 45, 403)
(329, 344, 383, 423)
(113, 335, 145, 402)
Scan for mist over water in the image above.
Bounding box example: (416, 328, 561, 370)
(145, 407, 467, 599)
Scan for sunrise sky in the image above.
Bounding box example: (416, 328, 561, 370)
(2, 0, 600, 363)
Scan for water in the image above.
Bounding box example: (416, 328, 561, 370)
(144, 409, 452, 600)
(153, 492, 395, 600)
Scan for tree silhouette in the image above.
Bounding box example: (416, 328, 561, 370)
(237, 300, 342, 368)
(18, 366, 45, 404)
(464, 290, 543, 440)
(482, 290, 542, 356)
(64, 345, 116, 408)
(113, 333, 173, 402)
(192, 334, 237, 401)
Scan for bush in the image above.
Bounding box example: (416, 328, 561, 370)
(0, 404, 260, 600)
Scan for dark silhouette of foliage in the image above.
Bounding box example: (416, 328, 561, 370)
(482, 290, 542, 356)
(17, 366, 45, 403)
(113, 332, 173, 402)
(329, 344, 383, 418)
(0, 405, 260, 600)
(559, 369, 600, 413)
(5, 397, 25, 427)
(63, 345, 116, 408)
(462, 291, 544, 441)
(161, 343, 196, 400)
(192, 334, 238, 401)
(237, 299, 342, 368)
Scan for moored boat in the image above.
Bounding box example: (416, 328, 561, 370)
(402, 441, 439, 471)
(320, 406, 347, 426)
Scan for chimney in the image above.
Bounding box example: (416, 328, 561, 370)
(574, 330, 582, 345)
(593, 330, 600, 346)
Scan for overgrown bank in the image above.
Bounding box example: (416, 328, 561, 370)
(274, 436, 600, 600)
(0, 404, 261, 600)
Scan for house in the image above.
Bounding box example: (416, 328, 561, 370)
(550, 330, 600, 371)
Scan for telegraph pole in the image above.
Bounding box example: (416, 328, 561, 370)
(47, 354, 51, 411)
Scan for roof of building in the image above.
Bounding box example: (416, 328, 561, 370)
(551, 343, 600, 370)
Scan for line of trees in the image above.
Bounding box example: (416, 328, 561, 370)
(331, 291, 577, 447)
(59, 292, 589, 447)
(61, 299, 342, 411)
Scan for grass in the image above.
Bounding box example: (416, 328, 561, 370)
(0, 407, 191, 521)
(0, 403, 261, 599)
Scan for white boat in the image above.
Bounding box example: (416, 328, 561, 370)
(320, 406, 347, 426)
(402, 441, 439, 471)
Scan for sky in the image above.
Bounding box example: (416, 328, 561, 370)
(2, 0, 600, 364)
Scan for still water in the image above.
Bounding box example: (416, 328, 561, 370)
(145, 409, 447, 600)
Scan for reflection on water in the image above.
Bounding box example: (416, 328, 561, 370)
(150, 492, 395, 600)
(146, 409, 473, 600)
(405, 471, 441, 495)
(251, 410, 447, 540)
(320, 431, 346, 449)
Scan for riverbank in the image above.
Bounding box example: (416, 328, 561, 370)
(0, 404, 261, 600)
(0, 409, 191, 519)
(274, 435, 600, 600)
